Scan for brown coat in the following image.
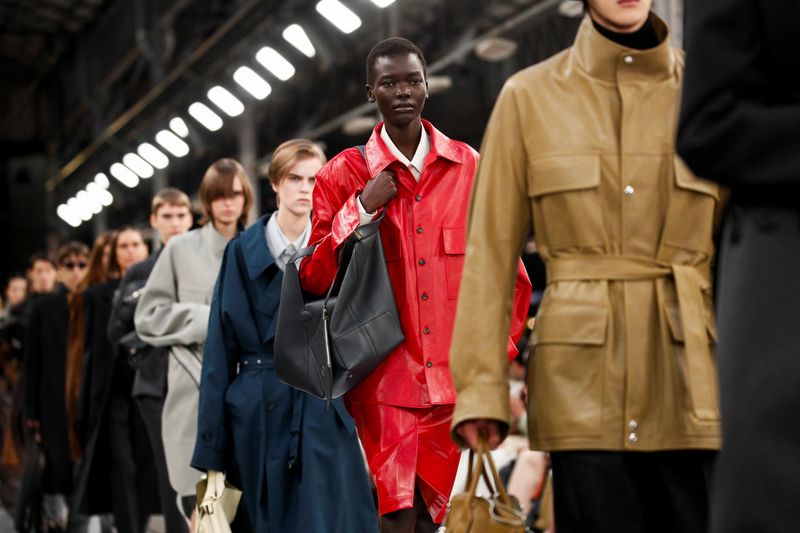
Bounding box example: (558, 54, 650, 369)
(450, 15, 722, 452)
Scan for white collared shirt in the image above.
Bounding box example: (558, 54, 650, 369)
(358, 124, 431, 224)
(379, 123, 430, 181)
(265, 215, 311, 272)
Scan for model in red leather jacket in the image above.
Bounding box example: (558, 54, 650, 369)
(299, 38, 531, 531)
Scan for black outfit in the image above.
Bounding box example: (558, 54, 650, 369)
(71, 280, 157, 533)
(21, 286, 72, 495)
(551, 451, 713, 533)
(107, 254, 187, 533)
(677, 2, 800, 532)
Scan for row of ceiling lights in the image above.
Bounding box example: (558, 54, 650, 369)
(57, 0, 395, 228)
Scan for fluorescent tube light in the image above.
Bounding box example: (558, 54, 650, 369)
(283, 24, 316, 57)
(122, 153, 154, 178)
(188, 102, 224, 131)
(155, 130, 190, 157)
(86, 182, 113, 206)
(316, 0, 362, 34)
(169, 117, 190, 137)
(57, 203, 82, 227)
(208, 86, 245, 117)
(255, 47, 296, 81)
(94, 172, 110, 188)
(233, 66, 272, 100)
(137, 143, 169, 169)
(77, 190, 102, 214)
(68, 197, 93, 221)
(109, 162, 140, 188)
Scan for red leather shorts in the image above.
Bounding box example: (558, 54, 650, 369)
(346, 402, 461, 523)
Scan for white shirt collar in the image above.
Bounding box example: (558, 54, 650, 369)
(265, 215, 311, 271)
(379, 123, 430, 180)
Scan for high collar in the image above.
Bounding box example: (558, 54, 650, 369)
(363, 119, 462, 178)
(200, 221, 233, 260)
(240, 214, 277, 280)
(572, 13, 675, 84)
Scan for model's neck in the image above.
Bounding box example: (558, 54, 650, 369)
(213, 220, 238, 241)
(276, 210, 309, 242)
(384, 119, 423, 161)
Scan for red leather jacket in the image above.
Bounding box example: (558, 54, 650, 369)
(300, 120, 532, 407)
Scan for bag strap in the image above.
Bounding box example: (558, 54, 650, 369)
(466, 438, 515, 508)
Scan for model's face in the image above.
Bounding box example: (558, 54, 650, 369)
(29, 260, 57, 293)
(151, 204, 193, 244)
(57, 253, 88, 292)
(5, 278, 27, 307)
(115, 229, 148, 274)
(273, 157, 321, 219)
(210, 177, 245, 227)
(588, 0, 652, 33)
(366, 53, 428, 128)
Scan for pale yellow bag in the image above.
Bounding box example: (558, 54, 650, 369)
(195, 471, 242, 533)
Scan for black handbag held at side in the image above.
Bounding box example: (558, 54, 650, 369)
(274, 148, 404, 403)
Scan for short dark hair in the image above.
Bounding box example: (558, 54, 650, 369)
(365, 37, 427, 85)
(28, 252, 56, 270)
(56, 241, 89, 265)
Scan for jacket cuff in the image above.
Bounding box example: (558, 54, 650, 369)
(191, 445, 226, 473)
(450, 382, 511, 448)
(330, 193, 363, 249)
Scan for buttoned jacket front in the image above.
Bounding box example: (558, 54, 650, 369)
(300, 121, 531, 407)
(451, 15, 723, 452)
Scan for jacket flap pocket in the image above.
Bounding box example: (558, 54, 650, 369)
(532, 301, 608, 346)
(529, 154, 600, 197)
(675, 157, 719, 200)
(442, 227, 466, 255)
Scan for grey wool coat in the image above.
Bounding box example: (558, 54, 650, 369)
(135, 222, 229, 497)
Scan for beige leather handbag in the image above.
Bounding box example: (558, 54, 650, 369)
(440, 439, 528, 533)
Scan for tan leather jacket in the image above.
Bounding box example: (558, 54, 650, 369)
(450, 15, 722, 452)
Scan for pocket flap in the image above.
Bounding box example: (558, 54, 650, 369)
(532, 301, 608, 346)
(529, 154, 600, 197)
(675, 156, 719, 200)
(442, 227, 466, 255)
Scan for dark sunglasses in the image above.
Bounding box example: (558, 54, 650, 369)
(62, 262, 87, 270)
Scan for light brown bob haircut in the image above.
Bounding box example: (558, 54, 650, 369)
(266, 139, 327, 187)
(151, 187, 192, 216)
(199, 158, 254, 226)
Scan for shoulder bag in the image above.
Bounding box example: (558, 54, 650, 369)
(274, 146, 405, 403)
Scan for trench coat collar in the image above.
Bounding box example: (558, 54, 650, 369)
(573, 12, 675, 83)
(240, 214, 276, 280)
(364, 119, 462, 178)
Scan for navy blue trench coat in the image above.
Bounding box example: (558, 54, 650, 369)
(191, 215, 377, 533)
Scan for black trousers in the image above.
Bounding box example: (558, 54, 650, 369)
(551, 450, 714, 533)
(135, 396, 188, 533)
